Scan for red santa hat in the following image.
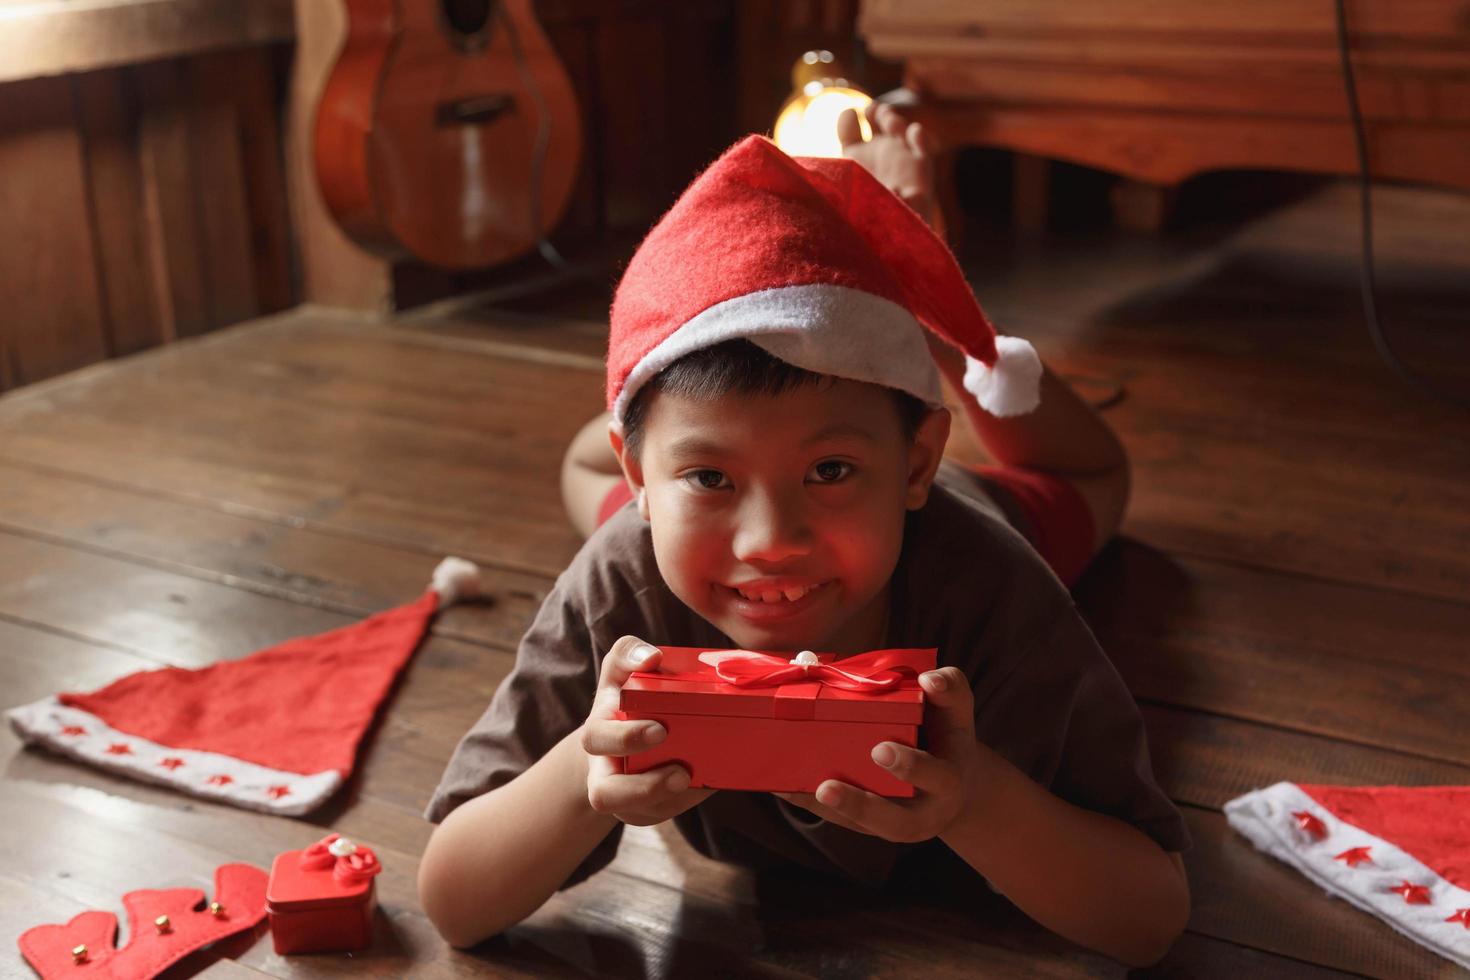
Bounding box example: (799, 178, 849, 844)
(606, 134, 1042, 425)
(1226, 781, 1470, 969)
(6, 557, 482, 817)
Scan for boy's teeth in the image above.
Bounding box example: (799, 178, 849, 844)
(737, 583, 819, 603)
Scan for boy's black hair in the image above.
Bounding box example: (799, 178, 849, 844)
(621, 339, 930, 460)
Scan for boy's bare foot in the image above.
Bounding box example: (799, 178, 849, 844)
(837, 101, 944, 237)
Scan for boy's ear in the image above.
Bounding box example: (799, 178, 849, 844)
(905, 407, 951, 510)
(608, 420, 650, 519)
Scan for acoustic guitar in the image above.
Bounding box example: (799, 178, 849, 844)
(315, 0, 582, 269)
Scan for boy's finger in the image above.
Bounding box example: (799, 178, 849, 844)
(905, 121, 931, 160)
(599, 635, 661, 691)
(870, 742, 956, 795)
(837, 107, 862, 148)
(811, 780, 910, 840)
(921, 667, 976, 756)
(875, 101, 907, 136)
(587, 764, 691, 815)
(581, 716, 666, 757)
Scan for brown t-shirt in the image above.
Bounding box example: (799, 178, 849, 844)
(426, 462, 1190, 889)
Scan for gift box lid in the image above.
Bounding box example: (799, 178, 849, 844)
(621, 646, 934, 724)
(267, 841, 375, 913)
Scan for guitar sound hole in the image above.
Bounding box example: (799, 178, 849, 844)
(442, 0, 495, 47)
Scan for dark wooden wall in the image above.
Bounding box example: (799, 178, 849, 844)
(0, 46, 294, 393)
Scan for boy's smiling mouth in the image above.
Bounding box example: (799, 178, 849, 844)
(727, 579, 830, 603)
(720, 579, 833, 627)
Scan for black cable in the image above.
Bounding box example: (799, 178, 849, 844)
(1332, 0, 1468, 409)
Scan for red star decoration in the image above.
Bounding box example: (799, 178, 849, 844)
(59, 725, 86, 736)
(207, 774, 234, 787)
(267, 785, 291, 799)
(1447, 909, 1470, 929)
(1389, 880, 1432, 905)
(158, 757, 186, 771)
(105, 743, 133, 755)
(1291, 810, 1327, 840)
(1334, 846, 1373, 867)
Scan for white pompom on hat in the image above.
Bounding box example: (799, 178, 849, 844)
(606, 134, 1041, 424)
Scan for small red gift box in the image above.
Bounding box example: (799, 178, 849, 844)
(266, 833, 381, 955)
(618, 646, 936, 797)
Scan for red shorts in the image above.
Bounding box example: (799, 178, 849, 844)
(595, 464, 1096, 588)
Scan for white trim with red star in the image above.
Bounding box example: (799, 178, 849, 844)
(7, 697, 339, 816)
(1225, 782, 1470, 969)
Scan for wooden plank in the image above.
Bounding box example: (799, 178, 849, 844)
(917, 103, 1470, 191)
(73, 69, 166, 358)
(135, 59, 212, 339)
(231, 47, 296, 314)
(187, 50, 261, 329)
(862, 0, 1470, 43)
(0, 461, 546, 649)
(1080, 541, 1470, 767)
(911, 57, 1470, 124)
(1141, 704, 1470, 812)
(0, 315, 600, 575)
(943, 331, 1470, 606)
(0, 76, 110, 389)
(1137, 932, 1366, 979)
(0, 0, 293, 85)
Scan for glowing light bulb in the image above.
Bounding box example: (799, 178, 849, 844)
(772, 51, 872, 158)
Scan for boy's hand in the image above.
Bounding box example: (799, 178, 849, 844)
(580, 635, 715, 827)
(838, 101, 944, 236)
(774, 667, 979, 843)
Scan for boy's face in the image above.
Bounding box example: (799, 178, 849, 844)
(613, 378, 949, 654)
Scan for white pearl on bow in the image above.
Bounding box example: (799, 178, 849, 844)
(328, 837, 358, 857)
(792, 651, 820, 667)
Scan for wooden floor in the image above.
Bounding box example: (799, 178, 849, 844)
(2, 179, 1468, 979)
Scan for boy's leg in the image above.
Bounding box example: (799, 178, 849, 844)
(560, 411, 630, 539)
(939, 360, 1131, 580)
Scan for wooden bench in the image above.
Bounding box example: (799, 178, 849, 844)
(861, 0, 1470, 231)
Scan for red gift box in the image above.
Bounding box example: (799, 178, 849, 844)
(266, 834, 381, 955)
(618, 646, 936, 797)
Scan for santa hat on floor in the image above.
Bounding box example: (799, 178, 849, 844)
(1226, 781, 1470, 969)
(6, 557, 482, 817)
(606, 134, 1042, 425)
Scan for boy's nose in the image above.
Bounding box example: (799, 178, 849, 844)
(731, 490, 812, 564)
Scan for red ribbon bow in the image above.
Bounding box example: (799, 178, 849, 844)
(298, 833, 382, 885)
(696, 649, 933, 693)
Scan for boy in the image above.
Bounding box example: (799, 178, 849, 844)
(420, 106, 1190, 966)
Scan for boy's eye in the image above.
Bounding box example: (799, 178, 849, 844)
(809, 460, 852, 483)
(684, 469, 731, 490)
